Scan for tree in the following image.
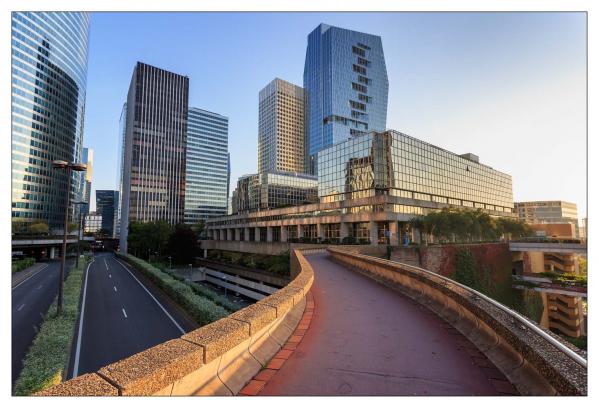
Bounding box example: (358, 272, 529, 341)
(127, 220, 173, 259)
(28, 222, 49, 235)
(192, 220, 206, 237)
(167, 224, 199, 265)
(68, 222, 79, 232)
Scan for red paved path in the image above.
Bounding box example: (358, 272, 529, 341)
(259, 253, 511, 396)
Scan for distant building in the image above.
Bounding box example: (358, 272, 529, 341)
(96, 190, 119, 237)
(78, 147, 93, 216)
(515, 201, 579, 236)
(184, 108, 229, 224)
(120, 62, 189, 252)
(116, 103, 127, 239)
(580, 217, 587, 240)
(304, 23, 389, 174)
(258, 79, 305, 174)
(530, 223, 576, 239)
(84, 213, 102, 234)
(11, 12, 90, 230)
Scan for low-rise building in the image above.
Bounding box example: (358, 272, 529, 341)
(208, 129, 515, 245)
(84, 213, 102, 234)
(515, 201, 579, 236)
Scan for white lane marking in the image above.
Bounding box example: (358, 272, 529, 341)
(36, 284, 43, 290)
(104, 259, 109, 270)
(122, 308, 127, 318)
(114, 258, 185, 335)
(12, 264, 49, 291)
(72, 257, 95, 378)
(114, 286, 117, 292)
(17, 304, 26, 311)
(109, 274, 112, 279)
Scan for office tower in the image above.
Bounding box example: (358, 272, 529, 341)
(258, 78, 305, 174)
(120, 62, 189, 252)
(78, 147, 93, 216)
(96, 190, 119, 237)
(515, 201, 580, 236)
(184, 108, 230, 224)
(11, 12, 90, 230)
(304, 23, 389, 174)
(116, 103, 127, 238)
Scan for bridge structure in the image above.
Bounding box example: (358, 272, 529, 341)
(12, 235, 95, 259)
(39, 248, 587, 396)
(509, 241, 587, 255)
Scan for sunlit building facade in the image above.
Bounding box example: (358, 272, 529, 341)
(78, 147, 93, 216)
(11, 12, 90, 230)
(304, 23, 388, 174)
(184, 108, 229, 224)
(515, 201, 579, 237)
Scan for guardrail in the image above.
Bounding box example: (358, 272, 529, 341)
(37, 249, 314, 396)
(327, 247, 587, 396)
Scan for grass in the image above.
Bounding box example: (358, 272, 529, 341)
(12, 257, 35, 274)
(14, 256, 91, 396)
(118, 254, 230, 325)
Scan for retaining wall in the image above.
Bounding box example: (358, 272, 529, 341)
(328, 247, 587, 396)
(37, 249, 315, 396)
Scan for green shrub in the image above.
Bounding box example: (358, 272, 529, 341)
(12, 257, 35, 274)
(119, 254, 229, 325)
(14, 257, 90, 395)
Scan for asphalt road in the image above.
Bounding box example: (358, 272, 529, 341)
(11, 259, 74, 385)
(70, 253, 194, 378)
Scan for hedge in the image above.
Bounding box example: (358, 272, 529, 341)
(12, 257, 35, 274)
(14, 256, 91, 395)
(118, 254, 229, 325)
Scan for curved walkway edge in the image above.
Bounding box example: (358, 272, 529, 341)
(250, 253, 518, 396)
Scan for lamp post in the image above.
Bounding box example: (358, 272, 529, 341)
(53, 160, 86, 316)
(73, 201, 87, 268)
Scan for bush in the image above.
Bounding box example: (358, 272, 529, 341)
(119, 254, 229, 325)
(14, 257, 90, 395)
(451, 248, 481, 291)
(12, 257, 35, 274)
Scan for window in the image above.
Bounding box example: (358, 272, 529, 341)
(352, 82, 367, 93)
(351, 46, 366, 57)
(352, 64, 367, 75)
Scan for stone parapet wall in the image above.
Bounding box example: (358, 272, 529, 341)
(37, 249, 315, 396)
(327, 248, 587, 396)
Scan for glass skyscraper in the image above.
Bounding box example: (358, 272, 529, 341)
(184, 108, 229, 224)
(304, 23, 389, 174)
(11, 12, 90, 230)
(96, 190, 119, 237)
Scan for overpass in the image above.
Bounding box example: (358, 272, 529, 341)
(12, 236, 95, 259)
(508, 241, 587, 255)
(39, 248, 587, 396)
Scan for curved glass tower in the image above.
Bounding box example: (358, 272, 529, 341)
(11, 12, 90, 230)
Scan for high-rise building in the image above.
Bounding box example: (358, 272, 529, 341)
(116, 103, 127, 238)
(184, 108, 229, 224)
(304, 23, 388, 174)
(258, 78, 305, 174)
(120, 62, 189, 252)
(514, 201, 579, 236)
(79, 147, 93, 216)
(96, 190, 119, 237)
(11, 12, 90, 230)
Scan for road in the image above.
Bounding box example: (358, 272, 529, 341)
(70, 253, 194, 378)
(11, 259, 74, 385)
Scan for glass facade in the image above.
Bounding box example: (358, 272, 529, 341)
(78, 147, 93, 216)
(11, 12, 90, 229)
(304, 23, 388, 174)
(184, 108, 229, 224)
(258, 78, 305, 174)
(96, 190, 119, 237)
(318, 130, 514, 214)
(232, 171, 318, 213)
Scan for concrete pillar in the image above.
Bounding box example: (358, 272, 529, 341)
(255, 227, 261, 242)
(297, 225, 304, 238)
(281, 225, 288, 243)
(340, 222, 349, 242)
(267, 226, 273, 242)
(369, 221, 378, 245)
(203, 249, 208, 258)
(316, 223, 323, 240)
(235, 228, 240, 241)
(244, 227, 251, 242)
(49, 246, 56, 259)
(389, 221, 398, 246)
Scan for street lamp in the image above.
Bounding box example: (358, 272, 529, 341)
(53, 160, 86, 316)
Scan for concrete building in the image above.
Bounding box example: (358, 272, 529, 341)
(515, 201, 579, 236)
(84, 213, 102, 234)
(304, 23, 388, 174)
(184, 108, 229, 224)
(208, 129, 514, 245)
(11, 12, 90, 230)
(119, 62, 189, 252)
(78, 147, 93, 216)
(96, 190, 119, 237)
(258, 78, 305, 174)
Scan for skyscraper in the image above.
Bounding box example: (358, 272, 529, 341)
(184, 108, 229, 224)
(120, 62, 189, 252)
(258, 78, 305, 174)
(11, 12, 90, 230)
(304, 23, 388, 174)
(79, 147, 93, 216)
(96, 190, 119, 237)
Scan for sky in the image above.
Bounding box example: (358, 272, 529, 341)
(83, 12, 587, 217)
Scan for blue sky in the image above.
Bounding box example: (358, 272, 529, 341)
(83, 12, 587, 217)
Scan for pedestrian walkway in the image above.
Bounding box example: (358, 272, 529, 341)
(256, 253, 517, 396)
